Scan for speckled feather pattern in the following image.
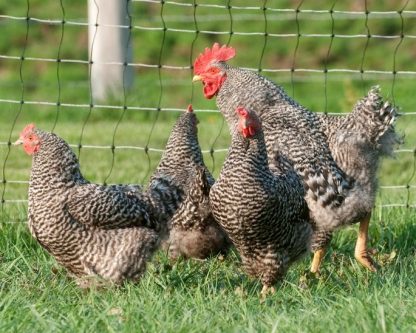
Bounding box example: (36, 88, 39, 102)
(150, 110, 230, 260)
(215, 63, 354, 212)
(212, 63, 399, 244)
(27, 130, 159, 285)
(210, 111, 312, 287)
(310, 86, 401, 250)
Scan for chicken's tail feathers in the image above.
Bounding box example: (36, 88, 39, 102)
(377, 101, 404, 156)
(367, 85, 397, 129)
(351, 86, 403, 154)
(368, 86, 403, 155)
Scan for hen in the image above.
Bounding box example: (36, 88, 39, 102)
(15, 124, 160, 287)
(193, 43, 399, 273)
(167, 165, 230, 260)
(151, 105, 230, 260)
(209, 106, 312, 296)
(312, 87, 401, 272)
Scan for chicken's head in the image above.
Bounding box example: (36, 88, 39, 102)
(193, 43, 235, 99)
(236, 107, 260, 138)
(14, 123, 41, 155)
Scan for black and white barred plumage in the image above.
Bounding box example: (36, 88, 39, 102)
(214, 63, 354, 213)
(194, 44, 400, 271)
(211, 63, 399, 270)
(150, 107, 230, 260)
(209, 108, 312, 290)
(310, 86, 401, 250)
(215, 63, 400, 228)
(24, 128, 159, 286)
(167, 165, 230, 260)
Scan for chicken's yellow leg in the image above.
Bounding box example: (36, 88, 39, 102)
(354, 213, 378, 272)
(260, 285, 276, 301)
(310, 248, 326, 274)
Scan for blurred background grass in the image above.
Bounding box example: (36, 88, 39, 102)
(0, 0, 415, 219)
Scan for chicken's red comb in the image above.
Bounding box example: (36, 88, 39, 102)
(236, 107, 257, 137)
(187, 104, 193, 113)
(194, 43, 236, 75)
(236, 106, 249, 118)
(20, 123, 36, 137)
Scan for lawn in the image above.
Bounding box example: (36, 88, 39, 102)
(0, 114, 415, 332)
(1, 0, 416, 332)
(0, 207, 415, 332)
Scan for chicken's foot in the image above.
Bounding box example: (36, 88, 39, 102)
(310, 248, 326, 274)
(260, 285, 276, 301)
(354, 213, 378, 272)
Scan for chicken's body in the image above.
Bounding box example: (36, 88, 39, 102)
(311, 87, 401, 270)
(167, 166, 230, 260)
(193, 43, 400, 272)
(210, 107, 311, 293)
(23, 126, 159, 286)
(151, 106, 230, 260)
(214, 63, 353, 212)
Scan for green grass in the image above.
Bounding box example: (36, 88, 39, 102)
(0, 208, 415, 332)
(0, 113, 415, 332)
(1, 0, 416, 332)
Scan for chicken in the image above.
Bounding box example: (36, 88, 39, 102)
(167, 165, 230, 260)
(151, 105, 230, 260)
(311, 87, 401, 272)
(15, 124, 161, 287)
(193, 43, 399, 273)
(209, 106, 312, 296)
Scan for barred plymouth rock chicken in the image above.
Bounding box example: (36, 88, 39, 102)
(167, 165, 230, 260)
(15, 124, 161, 287)
(312, 87, 401, 272)
(209, 107, 312, 296)
(193, 43, 399, 273)
(150, 105, 230, 260)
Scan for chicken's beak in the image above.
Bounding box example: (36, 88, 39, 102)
(13, 138, 23, 146)
(192, 75, 203, 82)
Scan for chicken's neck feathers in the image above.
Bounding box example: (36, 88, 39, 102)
(30, 132, 86, 189)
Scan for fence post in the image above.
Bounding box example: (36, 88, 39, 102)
(88, 0, 133, 102)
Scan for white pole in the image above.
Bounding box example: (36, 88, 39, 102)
(88, 0, 133, 102)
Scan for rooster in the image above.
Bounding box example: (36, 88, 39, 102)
(193, 43, 399, 273)
(151, 105, 230, 260)
(210, 106, 311, 296)
(14, 124, 161, 287)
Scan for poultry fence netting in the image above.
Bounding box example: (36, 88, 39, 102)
(0, 0, 415, 223)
